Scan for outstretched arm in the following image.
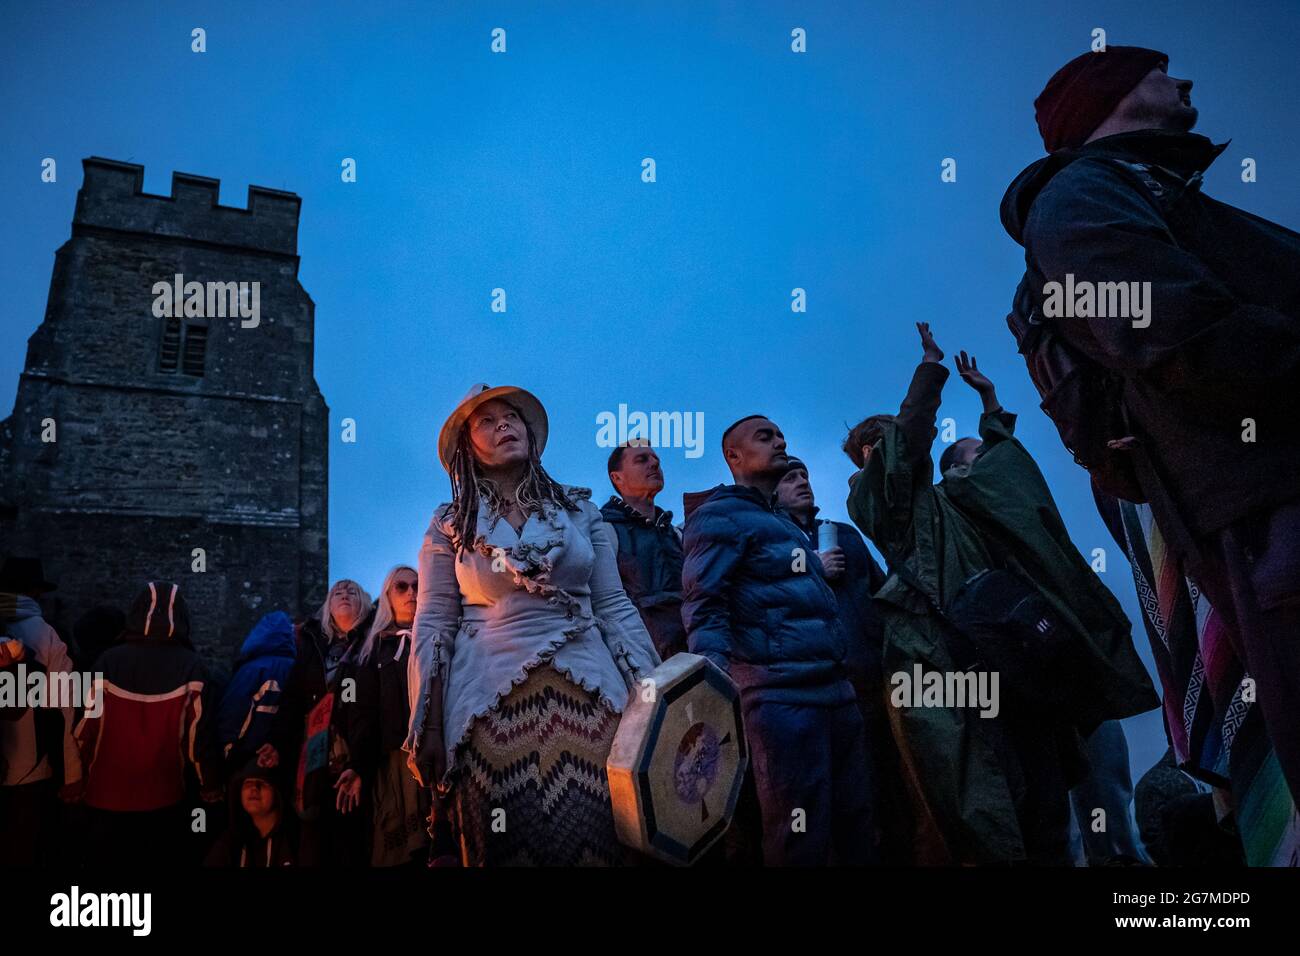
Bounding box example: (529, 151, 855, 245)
(894, 323, 950, 466)
(956, 349, 1017, 446)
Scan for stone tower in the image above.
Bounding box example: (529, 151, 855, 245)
(0, 157, 328, 672)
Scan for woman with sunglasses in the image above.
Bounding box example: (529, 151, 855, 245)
(405, 384, 661, 866)
(353, 565, 429, 866)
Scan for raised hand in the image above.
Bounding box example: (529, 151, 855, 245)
(917, 322, 943, 363)
(955, 351, 994, 394)
(955, 350, 1001, 412)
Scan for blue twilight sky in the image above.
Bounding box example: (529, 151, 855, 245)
(4, 1, 1299, 778)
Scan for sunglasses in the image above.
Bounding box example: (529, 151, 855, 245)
(392, 580, 419, 594)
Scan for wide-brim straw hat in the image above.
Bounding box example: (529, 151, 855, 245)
(437, 384, 549, 473)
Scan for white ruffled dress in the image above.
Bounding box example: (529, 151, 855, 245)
(404, 487, 662, 783)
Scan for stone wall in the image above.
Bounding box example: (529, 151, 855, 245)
(0, 158, 328, 676)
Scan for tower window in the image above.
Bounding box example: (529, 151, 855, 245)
(159, 318, 207, 377)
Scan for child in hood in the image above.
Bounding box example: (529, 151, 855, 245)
(205, 758, 298, 867)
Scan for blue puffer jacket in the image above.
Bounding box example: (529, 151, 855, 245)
(215, 612, 297, 769)
(681, 484, 852, 706)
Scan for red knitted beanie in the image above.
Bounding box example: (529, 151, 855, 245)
(1035, 46, 1168, 152)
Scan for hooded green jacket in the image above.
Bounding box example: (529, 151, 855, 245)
(847, 361, 1157, 864)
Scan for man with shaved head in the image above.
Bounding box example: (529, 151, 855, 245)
(681, 414, 874, 866)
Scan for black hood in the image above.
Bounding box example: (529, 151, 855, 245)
(226, 756, 286, 836)
(1000, 130, 1228, 246)
(121, 581, 192, 647)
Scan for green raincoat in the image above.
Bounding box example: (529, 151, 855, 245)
(847, 361, 1157, 864)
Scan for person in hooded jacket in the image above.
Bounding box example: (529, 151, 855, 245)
(260, 580, 376, 866)
(842, 325, 1157, 865)
(681, 415, 875, 866)
(205, 757, 299, 867)
(0, 634, 51, 864)
(216, 611, 297, 772)
(1001, 45, 1300, 805)
(354, 565, 429, 867)
(73, 580, 222, 866)
(0, 558, 83, 866)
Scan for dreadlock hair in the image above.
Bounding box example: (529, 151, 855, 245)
(843, 414, 896, 468)
(447, 402, 578, 555)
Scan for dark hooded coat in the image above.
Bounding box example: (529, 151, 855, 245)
(74, 581, 220, 812)
(204, 760, 299, 867)
(847, 362, 1157, 863)
(1001, 129, 1300, 554)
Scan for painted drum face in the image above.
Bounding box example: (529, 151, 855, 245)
(607, 653, 748, 866)
(673, 722, 721, 805)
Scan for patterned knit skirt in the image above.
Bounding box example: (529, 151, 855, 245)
(450, 663, 624, 866)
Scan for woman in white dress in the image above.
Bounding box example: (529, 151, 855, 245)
(405, 384, 660, 866)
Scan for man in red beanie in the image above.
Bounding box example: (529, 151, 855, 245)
(1000, 46, 1300, 811)
(1033, 46, 1192, 152)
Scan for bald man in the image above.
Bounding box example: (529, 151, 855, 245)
(680, 415, 874, 866)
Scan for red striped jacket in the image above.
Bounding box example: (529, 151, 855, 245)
(75, 581, 219, 811)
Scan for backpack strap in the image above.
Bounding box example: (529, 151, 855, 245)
(1092, 157, 1203, 243)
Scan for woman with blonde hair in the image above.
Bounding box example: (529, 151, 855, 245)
(355, 565, 429, 866)
(260, 578, 375, 865)
(406, 384, 661, 866)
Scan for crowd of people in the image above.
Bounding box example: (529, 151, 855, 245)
(3, 44, 1299, 867)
